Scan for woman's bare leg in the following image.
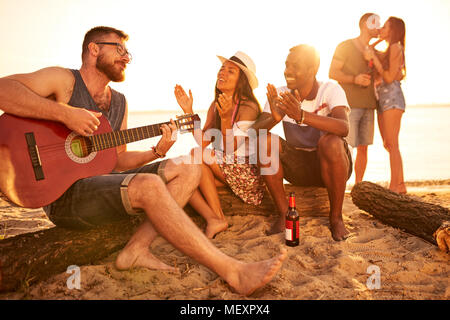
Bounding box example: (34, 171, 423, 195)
(188, 187, 228, 239)
(186, 149, 229, 238)
(380, 109, 406, 193)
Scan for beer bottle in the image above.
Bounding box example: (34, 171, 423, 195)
(285, 192, 299, 247)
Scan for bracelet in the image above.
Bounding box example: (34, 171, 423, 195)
(296, 109, 305, 125)
(152, 146, 166, 158)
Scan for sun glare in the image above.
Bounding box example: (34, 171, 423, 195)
(0, 0, 449, 109)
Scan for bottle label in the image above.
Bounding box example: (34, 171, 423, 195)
(285, 220, 293, 241)
(285, 220, 299, 241)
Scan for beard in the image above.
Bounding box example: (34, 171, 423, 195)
(96, 54, 125, 82)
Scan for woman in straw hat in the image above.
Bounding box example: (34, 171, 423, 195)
(175, 51, 264, 239)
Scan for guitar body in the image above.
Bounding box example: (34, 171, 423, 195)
(0, 114, 117, 208)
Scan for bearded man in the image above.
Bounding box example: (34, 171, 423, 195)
(0, 26, 286, 296)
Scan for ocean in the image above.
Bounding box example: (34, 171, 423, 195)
(127, 105, 450, 184)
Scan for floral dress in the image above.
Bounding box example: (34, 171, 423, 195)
(214, 119, 265, 205)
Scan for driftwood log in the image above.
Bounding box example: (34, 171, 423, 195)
(0, 185, 329, 292)
(351, 181, 450, 249)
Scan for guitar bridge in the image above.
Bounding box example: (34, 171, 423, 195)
(25, 132, 45, 181)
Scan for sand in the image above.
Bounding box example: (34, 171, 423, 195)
(0, 181, 449, 300)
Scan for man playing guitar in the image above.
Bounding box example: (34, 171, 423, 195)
(0, 26, 285, 296)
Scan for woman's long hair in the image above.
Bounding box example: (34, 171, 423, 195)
(384, 16, 406, 79)
(213, 68, 261, 131)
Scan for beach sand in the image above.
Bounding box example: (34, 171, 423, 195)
(0, 181, 449, 300)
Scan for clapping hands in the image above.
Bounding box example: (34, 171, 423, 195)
(266, 84, 285, 123)
(267, 84, 303, 122)
(278, 89, 303, 122)
(174, 84, 193, 114)
(215, 92, 234, 120)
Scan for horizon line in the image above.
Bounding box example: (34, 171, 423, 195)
(128, 103, 450, 113)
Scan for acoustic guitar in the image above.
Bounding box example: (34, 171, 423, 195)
(0, 113, 200, 208)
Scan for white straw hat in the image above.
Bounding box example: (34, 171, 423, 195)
(217, 51, 259, 89)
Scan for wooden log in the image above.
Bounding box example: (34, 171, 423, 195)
(351, 181, 450, 245)
(0, 185, 329, 292)
(0, 216, 142, 292)
(186, 185, 330, 218)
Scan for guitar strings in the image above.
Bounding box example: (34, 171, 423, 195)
(37, 130, 151, 153)
(38, 123, 167, 152)
(37, 133, 160, 157)
(35, 118, 195, 157)
(37, 132, 159, 153)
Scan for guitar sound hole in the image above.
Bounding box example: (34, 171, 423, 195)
(70, 136, 94, 158)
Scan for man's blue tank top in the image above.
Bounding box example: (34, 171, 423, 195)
(43, 69, 126, 213)
(68, 69, 126, 131)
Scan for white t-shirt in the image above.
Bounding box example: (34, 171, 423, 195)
(263, 81, 349, 149)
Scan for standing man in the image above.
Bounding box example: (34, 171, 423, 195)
(253, 44, 352, 241)
(329, 13, 380, 184)
(0, 26, 285, 296)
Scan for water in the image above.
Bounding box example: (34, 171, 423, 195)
(126, 106, 450, 183)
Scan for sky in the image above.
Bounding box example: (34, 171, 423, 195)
(1, 0, 449, 112)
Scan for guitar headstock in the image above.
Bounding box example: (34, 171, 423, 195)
(176, 113, 201, 134)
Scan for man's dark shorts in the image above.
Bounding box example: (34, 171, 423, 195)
(279, 137, 352, 187)
(43, 160, 168, 229)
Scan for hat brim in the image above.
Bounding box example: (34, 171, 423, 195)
(217, 55, 259, 89)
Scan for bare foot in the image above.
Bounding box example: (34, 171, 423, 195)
(390, 182, 407, 194)
(227, 248, 287, 296)
(265, 216, 284, 236)
(205, 218, 228, 239)
(330, 218, 350, 241)
(115, 245, 178, 273)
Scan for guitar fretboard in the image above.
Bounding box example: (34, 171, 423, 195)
(90, 121, 171, 151)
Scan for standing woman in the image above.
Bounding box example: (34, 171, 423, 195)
(365, 17, 407, 194)
(174, 51, 265, 238)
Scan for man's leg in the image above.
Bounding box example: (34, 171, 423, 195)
(115, 218, 178, 271)
(355, 145, 368, 183)
(161, 157, 202, 207)
(317, 134, 350, 241)
(116, 159, 201, 271)
(354, 108, 375, 183)
(258, 133, 287, 234)
(124, 173, 286, 296)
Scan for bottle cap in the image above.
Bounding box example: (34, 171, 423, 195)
(289, 192, 296, 208)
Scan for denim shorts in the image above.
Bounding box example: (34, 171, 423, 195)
(43, 160, 167, 229)
(346, 108, 375, 147)
(376, 80, 406, 114)
(279, 137, 352, 187)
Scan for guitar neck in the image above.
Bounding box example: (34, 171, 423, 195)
(91, 121, 172, 152)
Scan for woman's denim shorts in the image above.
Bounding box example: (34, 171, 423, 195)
(376, 80, 406, 114)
